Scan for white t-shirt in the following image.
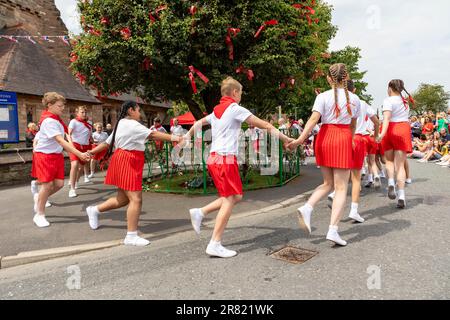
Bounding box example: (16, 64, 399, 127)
(382, 96, 410, 122)
(312, 89, 360, 124)
(170, 125, 184, 136)
(106, 118, 152, 151)
(69, 119, 91, 145)
(34, 118, 65, 154)
(355, 101, 376, 135)
(92, 131, 109, 144)
(206, 103, 253, 155)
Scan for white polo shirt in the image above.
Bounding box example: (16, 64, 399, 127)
(106, 118, 152, 151)
(382, 96, 410, 122)
(69, 119, 91, 145)
(206, 103, 253, 156)
(34, 118, 65, 154)
(312, 89, 360, 124)
(355, 101, 377, 135)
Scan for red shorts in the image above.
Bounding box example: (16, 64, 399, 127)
(31, 152, 65, 183)
(69, 142, 91, 164)
(92, 144, 108, 161)
(207, 152, 243, 198)
(352, 134, 367, 170)
(381, 122, 412, 153)
(105, 149, 144, 191)
(315, 124, 353, 169)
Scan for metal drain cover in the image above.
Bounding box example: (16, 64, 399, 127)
(270, 246, 318, 264)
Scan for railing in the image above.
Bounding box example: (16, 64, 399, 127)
(142, 129, 303, 194)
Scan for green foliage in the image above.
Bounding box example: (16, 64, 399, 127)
(71, 0, 342, 119)
(412, 83, 450, 115)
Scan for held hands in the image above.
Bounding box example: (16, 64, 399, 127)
(286, 137, 304, 151)
(80, 152, 91, 162)
(375, 135, 384, 144)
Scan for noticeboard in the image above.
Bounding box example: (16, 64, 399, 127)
(0, 91, 19, 144)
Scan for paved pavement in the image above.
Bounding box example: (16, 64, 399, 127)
(0, 160, 321, 257)
(0, 160, 449, 299)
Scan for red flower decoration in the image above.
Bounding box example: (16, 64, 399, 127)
(120, 27, 131, 40)
(100, 17, 110, 25)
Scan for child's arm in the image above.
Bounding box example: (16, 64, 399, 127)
(185, 117, 209, 139)
(149, 130, 182, 143)
(377, 111, 392, 142)
(89, 142, 109, 155)
(370, 116, 380, 140)
(245, 115, 294, 144)
(54, 135, 90, 162)
(288, 111, 321, 148)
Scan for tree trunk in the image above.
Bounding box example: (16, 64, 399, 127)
(202, 88, 221, 114)
(185, 98, 205, 120)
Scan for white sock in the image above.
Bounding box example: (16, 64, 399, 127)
(328, 191, 336, 198)
(209, 240, 221, 246)
(388, 178, 395, 186)
(398, 189, 405, 200)
(374, 174, 380, 179)
(351, 202, 358, 212)
(304, 203, 313, 213)
(367, 174, 373, 182)
(93, 206, 100, 214)
(329, 225, 338, 231)
(126, 231, 138, 237)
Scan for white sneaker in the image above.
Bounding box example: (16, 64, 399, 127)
(69, 189, 77, 198)
(88, 173, 94, 179)
(84, 176, 91, 183)
(405, 178, 412, 184)
(297, 205, 312, 234)
(86, 206, 99, 230)
(33, 213, 50, 228)
(31, 180, 38, 195)
(189, 208, 204, 235)
(439, 161, 449, 166)
(45, 201, 52, 208)
(373, 176, 381, 189)
(123, 235, 150, 246)
(326, 228, 347, 246)
(349, 211, 365, 223)
(206, 242, 237, 258)
(68, 182, 79, 189)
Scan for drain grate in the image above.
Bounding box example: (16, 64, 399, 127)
(270, 246, 318, 264)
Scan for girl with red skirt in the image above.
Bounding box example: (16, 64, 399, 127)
(86, 101, 181, 246)
(288, 63, 360, 246)
(377, 80, 414, 208)
(31, 92, 90, 228)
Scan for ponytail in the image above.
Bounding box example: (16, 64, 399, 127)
(105, 100, 138, 159)
(389, 79, 414, 110)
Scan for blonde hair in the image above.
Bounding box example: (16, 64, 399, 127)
(328, 63, 352, 118)
(42, 92, 65, 108)
(76, 105, 87, 113)
(221, 76, 243, 96)
(27, 122, 36, 129)
(95, 122, 103, 129)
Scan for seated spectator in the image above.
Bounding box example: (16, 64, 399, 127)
(422, 117, 434, 135)
(410, 116, 422, 138)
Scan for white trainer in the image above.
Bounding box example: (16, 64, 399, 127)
(326, 228, 347, 246)
(88, 173, 94, 179)
(123, 236, 150, 246)
(349, 211, 365, 223)
(189, 208, 204, 235)
(297, 205, 312, 234)
(31, 180, 38, 195)
(33, 214, 50, 228)
(206, 243, 237, 258)
(84, 176, 91, 183)
(45, 201, 52, 208)
(373, 176, 381, 189)
(69, 189, 77, 198)
(405, 178, 412, 184)
(86, 206, 99, 230)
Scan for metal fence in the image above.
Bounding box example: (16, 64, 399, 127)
(142, 129, 303, 194)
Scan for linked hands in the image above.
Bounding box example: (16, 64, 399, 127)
(286, 137, 304, 151)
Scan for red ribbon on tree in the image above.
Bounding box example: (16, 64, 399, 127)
(189, 5, 197, 15)
(76, 72, 86, 85)
(314, 88, 321, 95)
(149, 4, 168, 24)
(70, 52, 78, 63)
(93, 66, 103, 81)
(120, 27, 131, 40)
(188, 65, 209, 94)
(236, 65, 254, 81)
(142, 57, 154, 71)
(254, 19, 278, 38)
(100, 17, 110, 25)
(292, 3, 317, 25)
(225, 28, 240, 60)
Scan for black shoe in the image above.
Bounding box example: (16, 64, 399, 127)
(364, 181, 373, 188)
(373, 177, 381, 189)
(397, 199, 406, 208)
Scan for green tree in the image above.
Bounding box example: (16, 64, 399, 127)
(412, 83, 450, 115)
(71, 0, 337, 119)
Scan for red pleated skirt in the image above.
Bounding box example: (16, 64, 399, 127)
(31, 152, 65, 182)
(364, 135, 378, 155)
(381, 122, 412, 153)
(92, 144, 108, 161)
(105, 149, 145, 191)
(69, 142, 91, 165)
(207, 152, 243, 198)
(315, 124, 353, 169)
(352, 134, 367, 169)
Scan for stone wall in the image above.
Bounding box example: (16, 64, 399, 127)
(0, 148, 71, 187)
